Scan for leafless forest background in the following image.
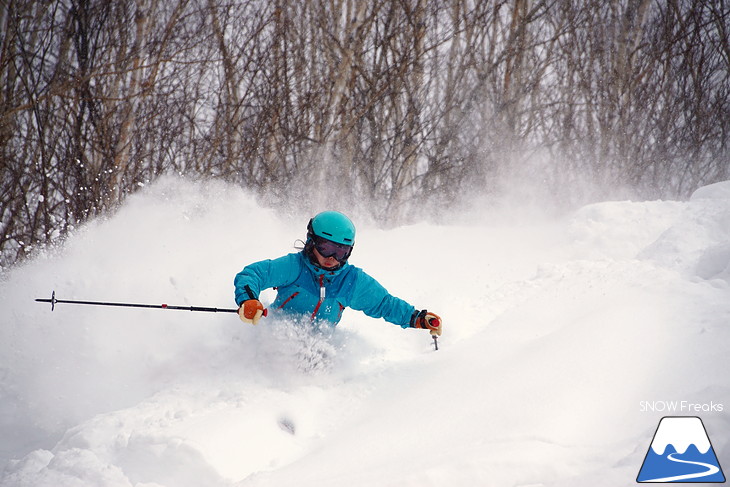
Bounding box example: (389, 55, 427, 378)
(1, 0, 729, 269)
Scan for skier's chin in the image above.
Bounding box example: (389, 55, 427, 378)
(321, 258, 339, 269)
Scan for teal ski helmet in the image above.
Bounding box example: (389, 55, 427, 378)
(305, 211, 355, 269)
(307, 211, 356, 246)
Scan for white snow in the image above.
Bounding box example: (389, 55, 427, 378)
(1, 176, 729, 487)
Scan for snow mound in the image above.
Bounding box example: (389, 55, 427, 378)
(690, 180, 730, 201)
(639, 185, 730, 283)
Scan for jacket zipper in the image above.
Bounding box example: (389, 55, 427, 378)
(278, 291, 299, 308)
(310, 274, 325, 321)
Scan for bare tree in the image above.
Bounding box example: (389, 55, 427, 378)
(2, 0, 729, 269)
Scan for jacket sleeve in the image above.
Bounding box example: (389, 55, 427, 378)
(234, 253, 302, 306)
(348, 268, 416, 328)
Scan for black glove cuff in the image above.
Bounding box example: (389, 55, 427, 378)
(410, 309, 427, 328)
(244, 285, 257, 301)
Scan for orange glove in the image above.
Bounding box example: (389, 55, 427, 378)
(411, 310, 442, 336)
(238, 299, 266, 325)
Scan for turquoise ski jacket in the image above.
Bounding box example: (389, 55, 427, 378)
(234, 252, 415, 327)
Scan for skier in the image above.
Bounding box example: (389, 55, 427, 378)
(233, 211, 442, 336)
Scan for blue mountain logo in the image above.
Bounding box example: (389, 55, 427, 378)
(637, 416, 725, 483)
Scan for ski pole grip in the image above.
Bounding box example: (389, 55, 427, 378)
(428, 317, 441, 334)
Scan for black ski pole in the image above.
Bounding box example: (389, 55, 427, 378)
(35, 290, 253, 314)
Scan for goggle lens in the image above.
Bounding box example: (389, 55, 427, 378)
(314, 238, 352, 261)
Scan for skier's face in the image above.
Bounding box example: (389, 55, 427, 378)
(312, 246, 340, 269)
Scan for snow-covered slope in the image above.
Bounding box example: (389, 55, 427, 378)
(1, 177, 729, 487)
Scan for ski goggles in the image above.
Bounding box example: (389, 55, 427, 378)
(314, 237, 352, 261)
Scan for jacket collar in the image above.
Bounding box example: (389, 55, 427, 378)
(300, 251, 349, 278)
